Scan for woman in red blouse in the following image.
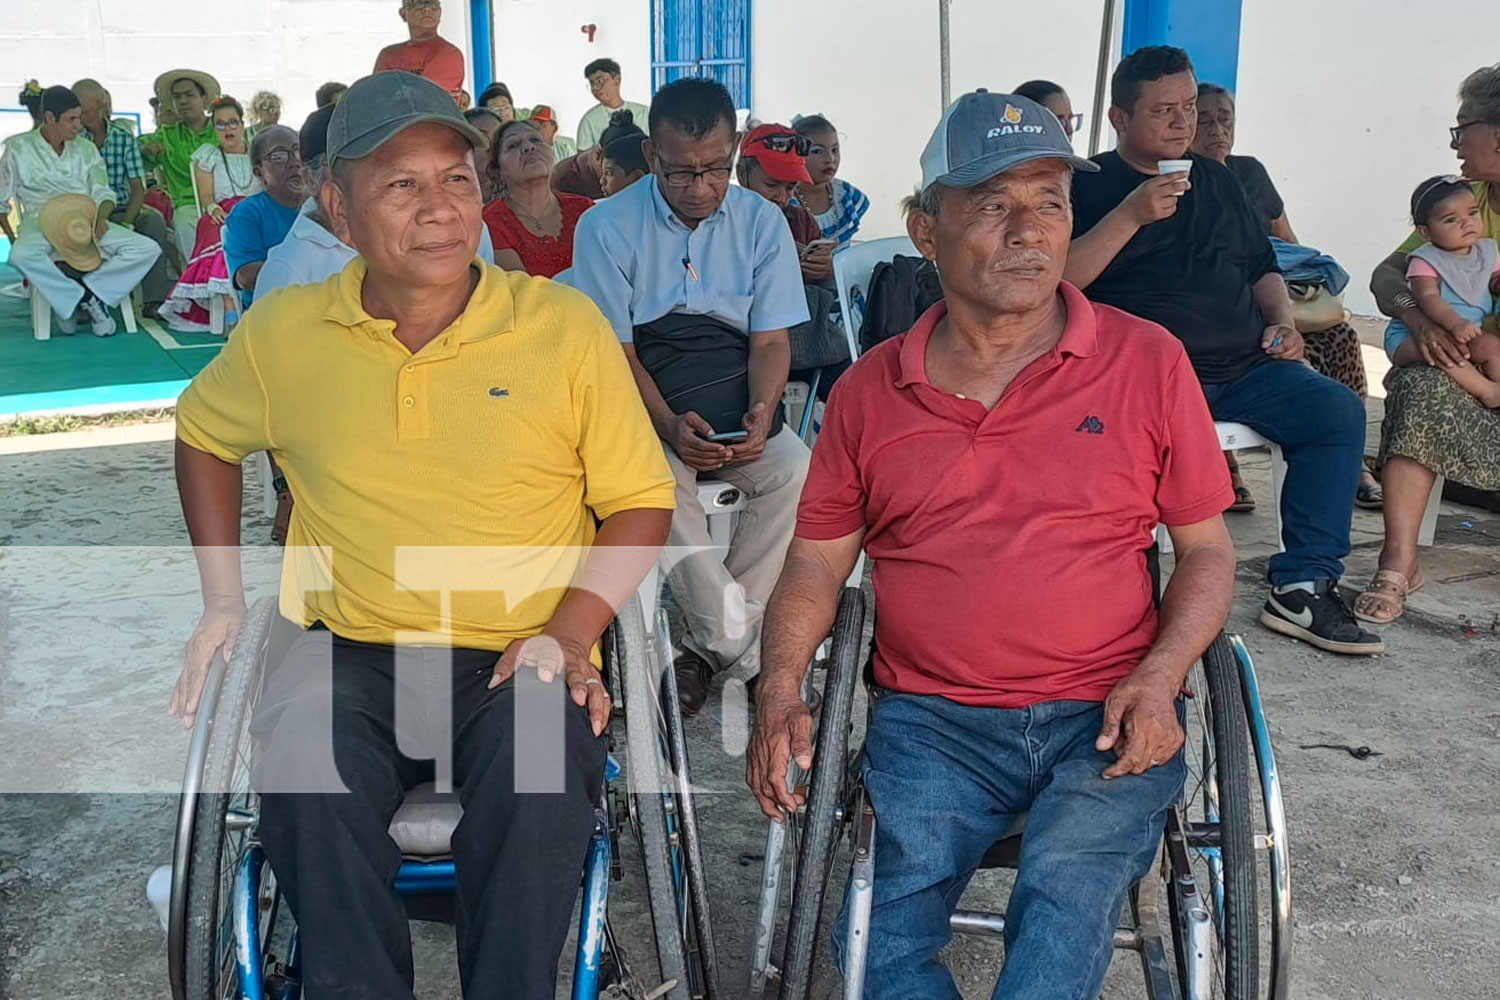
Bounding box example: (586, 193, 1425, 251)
(482, 121, 593, 278)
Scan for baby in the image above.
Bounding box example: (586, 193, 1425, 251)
(1385, 175, 1500, 407)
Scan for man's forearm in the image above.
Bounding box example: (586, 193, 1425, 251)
(748, 330, 791, 415)
(759, 540, 847, 696)
(1063, 208, 1140, 289)
(1137, 541, 1236, 686)
(235, 261, 264, 293)
(542, 507, 673, 652)
(1253, 272, 1294, 329)
(175, 439, 246, 604)
(95, 200, 115, 228)
(122, 179, 146, 226)
(622, 344, 680, 438)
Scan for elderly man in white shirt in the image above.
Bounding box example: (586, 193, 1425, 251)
(0, 85, 160, 336)
(253, 103, 496, 303)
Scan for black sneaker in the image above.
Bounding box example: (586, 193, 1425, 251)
(1260, 581, 1386, 655)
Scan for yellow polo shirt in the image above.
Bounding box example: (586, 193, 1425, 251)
(176, 259, 676, 651)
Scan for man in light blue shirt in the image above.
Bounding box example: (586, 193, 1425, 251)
(567, 77, 810, 715)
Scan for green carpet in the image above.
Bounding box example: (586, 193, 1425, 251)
(0, 260, 223, 418)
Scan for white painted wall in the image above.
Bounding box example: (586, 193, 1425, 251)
(487, 1, 653, 139)
(0, 0, 470, 138)
(1235, 0, 1491, 315)
(490, 0, 1111, 242)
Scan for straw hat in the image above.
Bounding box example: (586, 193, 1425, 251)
(153, 69, 222, 110)
(38, 194, 102, 272)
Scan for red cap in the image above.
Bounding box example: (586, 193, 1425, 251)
(743, 124, 813, 184)
(529, 104, 557, 124)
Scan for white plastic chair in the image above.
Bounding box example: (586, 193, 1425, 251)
(1157, 422, 1286, 554)
(30, 283, 140, 341)
(833, 236, 919, 364)
(1418, 476, 1444, 547)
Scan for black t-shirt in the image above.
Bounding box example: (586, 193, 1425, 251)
(1225, 154, 1286, 236)
(1071, 151, 1279, 384)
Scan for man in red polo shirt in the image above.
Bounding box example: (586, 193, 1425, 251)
(373, 0, 466, 101)
(746, 92, 1237, 1000)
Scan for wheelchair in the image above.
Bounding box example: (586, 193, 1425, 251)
(751, 577, 1291, 1000)
(166, 591, 721, 1000)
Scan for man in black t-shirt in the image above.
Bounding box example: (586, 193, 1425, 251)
(1066, 46, 1380, 656)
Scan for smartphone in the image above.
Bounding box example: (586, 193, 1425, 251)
(705, 430, 749, 443)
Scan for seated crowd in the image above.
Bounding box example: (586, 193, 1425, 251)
(4, 9, 1483, 995)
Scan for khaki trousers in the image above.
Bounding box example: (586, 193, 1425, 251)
(661, 428, 809, 679)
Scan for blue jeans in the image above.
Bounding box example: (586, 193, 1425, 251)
(839, 693, 1184, 1000)
(1201, 359, 1365, 586)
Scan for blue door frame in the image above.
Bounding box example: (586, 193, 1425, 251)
(650, 0, 752, 108)
(1122, 0, 1243, 92)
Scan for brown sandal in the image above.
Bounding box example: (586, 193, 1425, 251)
(1353, 569, 1424, 624)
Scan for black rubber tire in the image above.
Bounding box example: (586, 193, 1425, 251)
(778, 588, 867, 1000)
(178, 596, 278, 1000)
(1173, 633, 1259, 1000)
(618, 599, 692, 1000)
(660, 621, 721, 1000)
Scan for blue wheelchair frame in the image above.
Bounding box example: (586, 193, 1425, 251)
(224, 757, 623, 1000)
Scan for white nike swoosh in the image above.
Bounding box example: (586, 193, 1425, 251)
(1268, 596, 1315, 629)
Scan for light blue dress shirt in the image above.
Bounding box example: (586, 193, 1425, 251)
(565, 176, 809, 342)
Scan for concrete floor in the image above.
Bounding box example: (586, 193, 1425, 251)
(1, 357, 1497, 998)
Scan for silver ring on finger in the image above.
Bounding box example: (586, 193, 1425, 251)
(1149, 759, 1160, 766)
(583, 677, 601, 687)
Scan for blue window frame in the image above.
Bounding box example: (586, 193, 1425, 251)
(651, 0, 752, 109)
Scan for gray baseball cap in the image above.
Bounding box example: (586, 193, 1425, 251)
(919, 90, 1098, 190)
(326, 71, 488, 168)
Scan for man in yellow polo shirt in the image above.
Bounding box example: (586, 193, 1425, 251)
(167, 71, 674, 999)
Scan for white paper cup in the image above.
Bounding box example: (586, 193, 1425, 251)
(1158, 159, 1192, 195)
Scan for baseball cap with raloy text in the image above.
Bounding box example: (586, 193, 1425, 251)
(741, 125, 814, 184)
(919, 90, 1098, 190)
(326, 71, 488, 168)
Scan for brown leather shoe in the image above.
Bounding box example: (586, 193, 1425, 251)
(674, 651, 712, 717)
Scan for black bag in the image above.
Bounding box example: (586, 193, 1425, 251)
(634, 313, 785, 438)
(788, 283, 850, 369)
(856, 254, 944, 354)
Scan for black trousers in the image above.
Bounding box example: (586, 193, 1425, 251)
(251, 625, 607, 999)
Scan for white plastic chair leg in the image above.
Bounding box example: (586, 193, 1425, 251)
(1417, 476, 1444, 547)
(30, 287, 51, 341)
(1268, 443, 1287, 552)
(121, 296, 138, 334)
(210, 295, 225, 335)
(257, 452, 278, 521)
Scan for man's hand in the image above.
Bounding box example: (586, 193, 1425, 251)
(668, 411, 732, 472)
(1407, 308, 1472, 368)
(726, 401, 771, 466)
(746, 680, 814, 820)
(1261, 324, 1304, 360)
(488, 634, 611, 737)
(1096, 666, 1184, 779)
(1450, 320, 1485, 345)
(140, 140, 164, 159)
(94, 211, 111, 239)
(1122, 173, 1190, 227)
(169, 596, 247, 730)
(800, 243, 835, 281)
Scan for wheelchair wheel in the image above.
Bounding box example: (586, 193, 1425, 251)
(777, 587, 867, 1000)
(617, 595, 720, 1000)
(1166, 632, 1259, 1000)
(169, 596, 286, 1000)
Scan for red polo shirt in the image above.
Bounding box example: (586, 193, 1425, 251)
(374, 36, 466, 94)
(796, 284, 1233, 708)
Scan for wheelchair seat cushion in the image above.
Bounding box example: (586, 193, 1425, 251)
(388, 782, 463, 859)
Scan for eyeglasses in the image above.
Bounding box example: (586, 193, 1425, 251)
(261, 148, 301, 165)
(659, 165, 733, 189)
(1065, 113, 1084, 132)
(213, 120, 242, 131)
(751, 132, 811, 156)
(1450, 120, 1492, 145)
(406, 0, 441, 9)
